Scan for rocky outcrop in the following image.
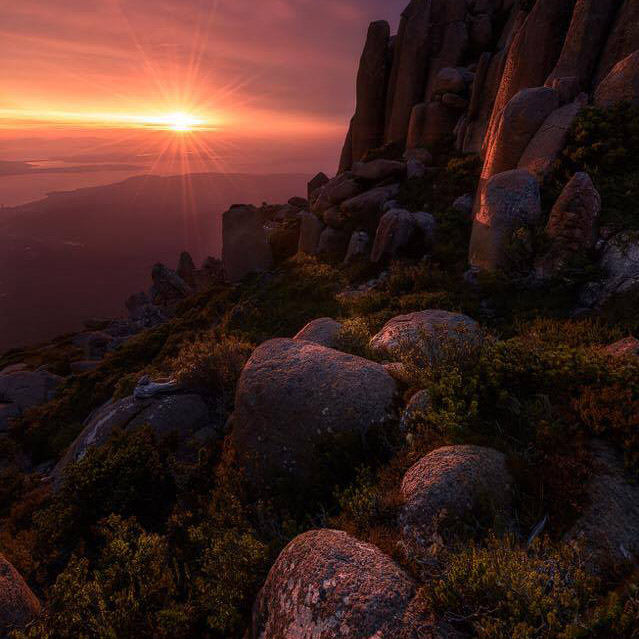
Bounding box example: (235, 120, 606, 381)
(72, 331, 115, 360)
(352, 159, 405, 181)
(518, 97, 585, 177)
(546, 0, 620, 94)
(369, 310, 480, 361)
(482, 87, 559, 180)
(53, 390, 217, 483)
(340, 184, 401, 222)
(150, 263, 193, 305)
(567, 440, 639, 574)
(536, 172, 601, 278)
(176, 251, 196, 287)
(222, 204, 273, 282)
(0, 554, 40, 634)
(230, 339, 396, 487)
(400, 445, 513, 551)
(297, 212, 324, 256)
(469, 169, 542, 272)
(308, 172, 329, 200)
(250, 529, 415, 639)
(0, 369, 62, 413)
(339, 21, 392, 170)
(370, 209, 436, 263)
(595, 50, 639, 108)
(294, 318, 343, 348)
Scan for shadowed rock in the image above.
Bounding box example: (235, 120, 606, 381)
(352, 158, 405, 181)
(400, 445, 512, 552)
(370, 209, 436, 263)
(176, 251, 196, 287)
(294, 318, 343, 348)
(0, 370, 62, 412)
(469, 169, 542, 271)
(249, 529, 415, 639)
(340, 184, 400, 221)
(344, 230, 371, 263)
(317, 227, 350, 260)
(0, 554, 40, 635)
(307, 172, 329, 200)
(297, 212, 324, 256)
(230, 339, 396, 488)
(595, 50, 639, 108)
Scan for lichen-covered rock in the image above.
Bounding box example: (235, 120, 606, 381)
(0, 554, 40, 634)
(567, 440, 639, 574)
(294, 318, 343, 348)
(595, 50, 639, 109)
(400, 445, 513, 550)
(369, 310, 480, 361)
(249, 529, 415, 639)
(469, 169, 542, 271)
(222, 205, 273, 282)
(370, 209, 436, 263)
(483, 87, 559, 180)
(605, 336, 639, 359)
(231, 339, 396, 487)
(0, 369, 63, 412)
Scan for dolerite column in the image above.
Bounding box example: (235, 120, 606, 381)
(384, 0, 433, 146)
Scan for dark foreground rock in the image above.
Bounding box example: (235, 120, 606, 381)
(230, 339, 396, 488)
(0, 554, 40, 634)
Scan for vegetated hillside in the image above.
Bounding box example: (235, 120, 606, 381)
(2, 0, 639, 637)
(0, 172, 308, 351)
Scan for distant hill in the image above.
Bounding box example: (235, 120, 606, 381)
(0, 172, 309, 351)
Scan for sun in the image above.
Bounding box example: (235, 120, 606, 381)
(163, 111, 202, 132)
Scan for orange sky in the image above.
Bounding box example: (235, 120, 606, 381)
(0, 0, 399, 174)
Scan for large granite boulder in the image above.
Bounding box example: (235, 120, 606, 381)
(53, 391, 216, 484)
(594, 0, 639, 87)
(370, 209, 436, 263)
(545, 0, 620, 93)
(482, 87, 559, 180)
(518, 98, 585, 177)
(369, 310, 480, 361)
(352, 159, 405, 181)
(249, 529, 415, 639)
(400, 445, 513, 551)
(344, 230, 371, 263)
(340, 21, 392, 169)
(222, 205, 273, 282)
(317, 227, 351, 260)
(294, 318, 343, 349)
(0, 369, 63, 412)
(567, 441, 639, 574)
(536, 172, 601, 277)
(297, 212, 324, 256)
(469, 169, 542, 272)
(595, 50, 639, 108)
(0, 554, 40, 634)
(230, 339, 396, 487)
(340, 184, 400, 221)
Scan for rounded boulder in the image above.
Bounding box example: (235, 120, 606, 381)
(0, 554, 40, 634)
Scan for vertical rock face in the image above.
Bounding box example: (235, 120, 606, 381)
(385, 0, 433, 145)
(594, 0, 639, 87)
(341, 21, 392, 167)
(469, 169, 542, 271)
(595, 50, 639, 108)
(545, 0, 620, 92)
(485, 0, 576, 154)
(0, 554, 40, 634)
(221, 205, 273, 283)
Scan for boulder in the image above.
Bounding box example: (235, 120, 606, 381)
(594, 50, 639, 108)
(249, 529, 415, 639)
(72, 331, 114, 359)
(469, 169, 542, 271)
(482, 87, 559, 180)
(407, 101, 460, 151)
(53, 392, 216, 484)
(400, 389, 431, 433)
(0, 554, 40, 634)
(267, 225, 300, 262)
(340, 184, 400, 221)
(369, 310, 480, 361)
(406, 158, 427, 179)
(308, 172, 329, 201)
(451, 193, 474, 216)
(311, 173, 355, 214)
(294, 318, 343, 349)
(344, 231, 370, 263)
(317, 227, 351, 260)
(352, 159, 406, 181)
(545, 0, 620, 92)
(323, 206, 348, 229)
(486, 0, 576, 145)
(222, 205, 273, 282)
(400, 445, 513, 550)
(370, 209, 436, 263)
(150, 263, 193, 304)
(385, 0, 433, 144)
(518, 98, 585, 177)
(605, 336, 639, 359)
(432, 67, 466, 95)
(125, 292, 166, 328)
(176, 251, 196, 286)
(342, 21, 392, 167)
(580, 232, 639, 308)
(567, 440, 639, 574)
(297, 212, 324, 256)
(328, 178, 364, 205)
(230, 339, 396, 486)
(288, 196, 308, 209)
(0, 370, 62, 412)
(403, 147, 433, 165)
(594, 0, 639, 87)
(536, 172, 600, 277)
